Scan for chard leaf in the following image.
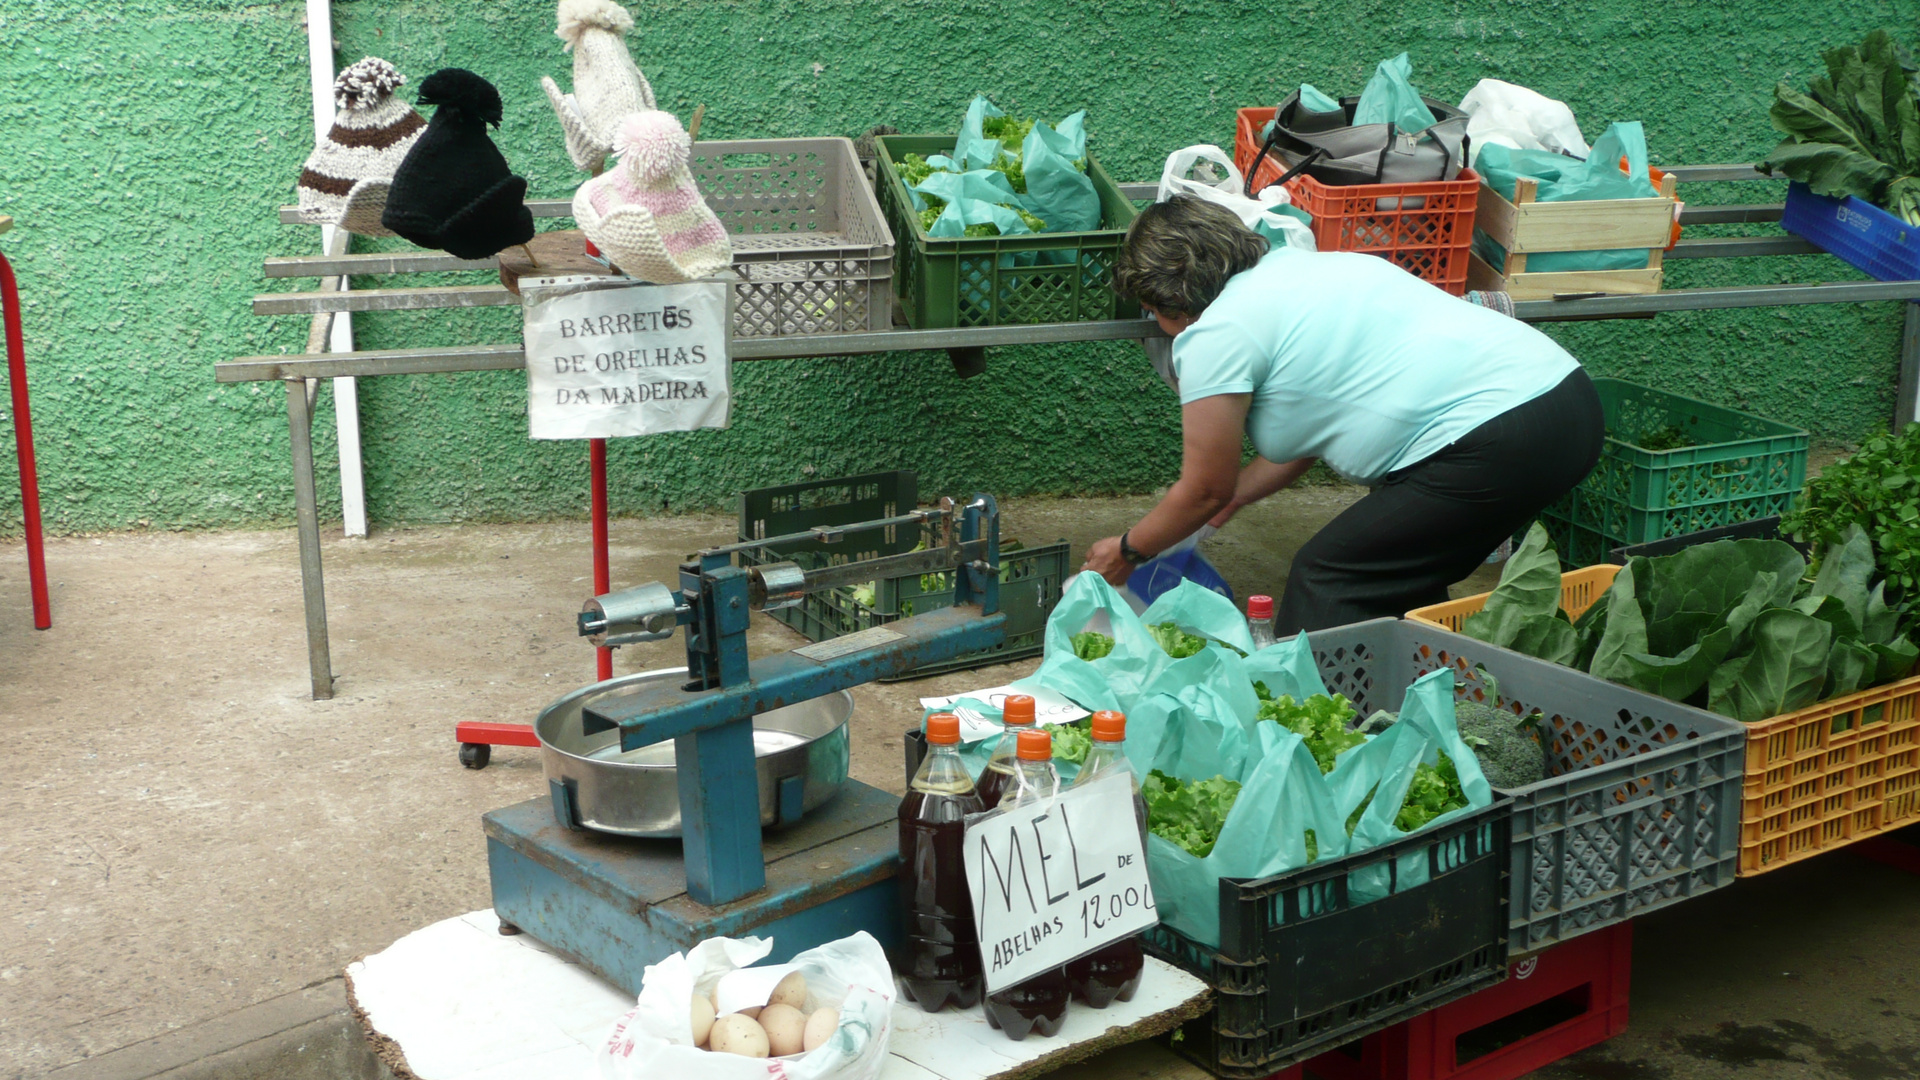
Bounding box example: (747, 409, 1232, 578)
(1826, 637, 1879, 700)
(1589, 561, 1649, 683)
(1807, 525, 1877, 634)
(1707, 608, 1834, 723)
(1871, 636, 1920, 682)
(1463, 524, 1566, 650)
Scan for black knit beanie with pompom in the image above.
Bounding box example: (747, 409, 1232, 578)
(382, 69, 536, 259)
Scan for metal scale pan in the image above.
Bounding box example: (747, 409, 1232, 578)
(535, 668, 853, 838)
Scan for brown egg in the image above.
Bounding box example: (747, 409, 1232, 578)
(759, 1003, 806, 1056)
(768, 970, 809, 1010)
(707, 1013, 769, 1058)
(802, 1006, 839, 1052)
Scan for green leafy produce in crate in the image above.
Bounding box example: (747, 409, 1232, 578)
(892, 95, 1097, 239)
(1142, 770, 1241, 858)
(1466, 522, 1919, 723)
(1759, 28, 1920, 225)
(1253, 685, 1363, 774)
(1781, 422, 1920, 605)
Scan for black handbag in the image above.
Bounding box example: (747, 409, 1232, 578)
(1246, 91, 1472, 195)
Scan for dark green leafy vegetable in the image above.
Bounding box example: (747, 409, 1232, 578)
(1141, 770, 1241, 857)
(1252, 684, 1363, 773)
(1070, 630, 1115, 661)
(1782, 422, 1920, 608)
(1461, 524, 1580, 666)
(1758, 29, 1920, 225)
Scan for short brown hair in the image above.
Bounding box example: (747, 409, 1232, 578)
(1112, 195, 1268, 318)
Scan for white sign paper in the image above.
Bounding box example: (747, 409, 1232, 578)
(962, 772, 1156, 995)
(522, 275, 731, 439)
(918, 684, 1091, 743)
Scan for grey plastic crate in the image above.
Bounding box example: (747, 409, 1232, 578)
(1309, 618, 1745, 954)
(686, 138, 893, 337)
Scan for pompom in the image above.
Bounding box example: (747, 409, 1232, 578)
(334, 57, 405, 110)
(417, 68, 505, 127)
(614, 110, 690, 181)
(555, 0, 634, 48)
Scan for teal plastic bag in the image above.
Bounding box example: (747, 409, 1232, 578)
(1324, 668, 1495, 904)
(1011, 571, 1167, 713)
(950, 95, 1008, 171)
(1139, 578, 1258, 656)
(927, 197, 1036, 239)
(1145, 729, 1349, 949)
(1475, 121, 1659, 272)
(1138, 648, 1262, 781)
(910, 168, 1020, 215)
(1018, 113, 1099, 233)
(1351, 53, 1438, 133)
(1243, 630, 1330, 698)
(1299, 83, 1341, 113)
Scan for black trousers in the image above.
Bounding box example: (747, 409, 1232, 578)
(1274, 368, 1605, 637)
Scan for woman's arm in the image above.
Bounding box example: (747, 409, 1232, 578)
(1083, 393, 1250, 585)
(1208, 455, 1318, 528)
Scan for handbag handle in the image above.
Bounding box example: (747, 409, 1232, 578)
(1245, 120, 1328, 198)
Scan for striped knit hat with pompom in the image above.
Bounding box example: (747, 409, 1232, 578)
(296, 58, 426, 235)
(541, 0, 656, 171)
(572, 110, 732, 283)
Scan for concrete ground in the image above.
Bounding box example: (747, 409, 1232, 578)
(2, 485, 1915, 1080)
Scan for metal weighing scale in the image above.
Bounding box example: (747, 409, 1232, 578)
(484, 495, 1009, 994)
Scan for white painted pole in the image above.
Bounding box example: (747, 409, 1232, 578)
(305, 0, 369, 538)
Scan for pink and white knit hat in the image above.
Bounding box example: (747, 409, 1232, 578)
(296, 58, 426, 235)
(572, 111, 733, 284)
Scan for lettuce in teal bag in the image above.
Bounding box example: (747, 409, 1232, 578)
(1475, 121, 1661, 272)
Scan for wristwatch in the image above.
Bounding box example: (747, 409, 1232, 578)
(1119, 531, 1150, 566)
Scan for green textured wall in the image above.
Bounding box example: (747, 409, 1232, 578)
(0, 0, 1911, 534)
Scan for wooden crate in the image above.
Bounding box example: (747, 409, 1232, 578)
(1467, 169, 1678, 300)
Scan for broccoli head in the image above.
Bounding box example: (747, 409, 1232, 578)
(1454, 700, 1550, 790)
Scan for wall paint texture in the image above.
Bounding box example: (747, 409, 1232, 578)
(0, 1, 1910, 534)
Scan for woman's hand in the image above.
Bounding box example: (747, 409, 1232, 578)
(1082, 536, 1132, 586)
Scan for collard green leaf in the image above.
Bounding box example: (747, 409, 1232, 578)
(1619, 631, 1730, 704)
(1507, 614, 1582, 668)
(1638, 540, 1805, 656)
(1808, 525, 1877, 634)
(1795, 592, 1863, 642)
(1462, 524, 1565, 649)
(1826, 637, 1879, 700)
(1864, 581, 1900, 645)
(1871, 636, 1920, 682)
(1589, 560, 1649, 683)
(1707, 608, 1834, 723)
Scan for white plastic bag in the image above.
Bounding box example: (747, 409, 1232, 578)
(1157, 144, 1316, 252)
(596, 932, 895, 1080)
(1457, 79, 1590, 167)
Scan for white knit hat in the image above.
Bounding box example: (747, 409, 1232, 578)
(573, 111, 733, 284)
(297, 58, 427, 235)
(541, 0, 657, 172)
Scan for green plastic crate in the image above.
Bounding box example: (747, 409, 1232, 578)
(1539, 378, 1809, 567)
(736, 471, 1068, 680)
(871, 134, 1141, 328)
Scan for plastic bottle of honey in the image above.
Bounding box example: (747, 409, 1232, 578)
(1064, 710, 1146, 1008)
(896, 712, 985, 1011)
(982, 728, 1072, 1040)
(973, 693, 1036, 809)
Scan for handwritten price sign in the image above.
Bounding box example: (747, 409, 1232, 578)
(961, 772, 1157, 994)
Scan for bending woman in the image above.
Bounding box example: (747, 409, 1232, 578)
(1081, 194, 1604, 635)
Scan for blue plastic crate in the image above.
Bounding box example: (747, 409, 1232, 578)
(1780, 182, 1920, 282)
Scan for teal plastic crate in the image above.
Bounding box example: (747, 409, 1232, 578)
(871, 134, 1141, 328)
(736, 471, 1068, 680)
(1539, 378, 1809, 567)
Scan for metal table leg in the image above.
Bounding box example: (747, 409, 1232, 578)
(287, 377, 335, 699)
(1899, 301, 1920, 430)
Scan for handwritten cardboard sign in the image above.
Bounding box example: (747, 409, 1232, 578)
(522, 276, 731, 439)
(962, 772, 1157, 995)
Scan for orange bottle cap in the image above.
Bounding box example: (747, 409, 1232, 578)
(1002, 695, 1037, 726)
(1016, 728, 1052, 761)
(925, 713, 961, 745)
(1090, 710, 1126, 742)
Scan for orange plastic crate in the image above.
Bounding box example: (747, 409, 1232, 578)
(1404, 567, 1920, 877)
(1235, 107, 1480, 295)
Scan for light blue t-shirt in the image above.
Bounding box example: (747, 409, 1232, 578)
(1173, 248, 1579, 484)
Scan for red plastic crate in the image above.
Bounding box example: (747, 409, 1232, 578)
(1280, 922, 1631, 1080)
(1234, 107, 1479, 295)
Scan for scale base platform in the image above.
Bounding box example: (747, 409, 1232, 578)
(484, 780, 901, 996)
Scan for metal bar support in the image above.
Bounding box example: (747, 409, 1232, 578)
(286, 377, 334, 699)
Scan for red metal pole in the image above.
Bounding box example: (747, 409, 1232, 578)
(590, 437, 612, 681)
(0, 249, 50, 630)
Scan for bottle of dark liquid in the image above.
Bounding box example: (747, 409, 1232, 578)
(1064, 710, 1146, 1008)
(983, 728, 1072, 1041)
(897, 712, 985, 1012)
(972, 693, 1036, 810)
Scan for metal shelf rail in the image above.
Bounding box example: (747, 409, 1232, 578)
(222, 166, 1920, 699)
